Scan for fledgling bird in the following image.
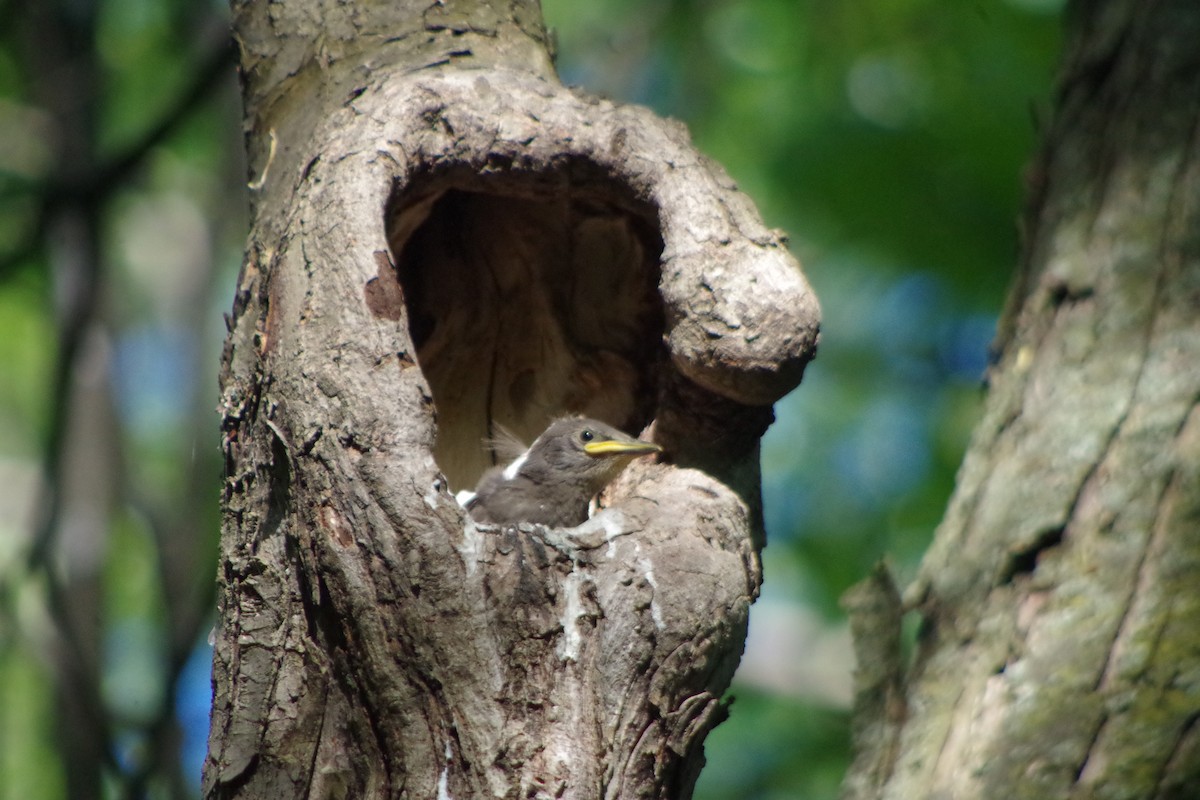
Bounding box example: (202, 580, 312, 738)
(462, 417, 661, 527)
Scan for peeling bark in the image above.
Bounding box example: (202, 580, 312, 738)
(843, 3, 1200, 798)
(205, 1, 818, 798)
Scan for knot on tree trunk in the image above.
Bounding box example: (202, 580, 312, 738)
(211, 64, 819, 800)
(375, 70, 819, 493)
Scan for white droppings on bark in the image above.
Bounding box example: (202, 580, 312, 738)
(424, 481, 441, 510)
(547, 678, 581, 781)
(436, 740, 453, 800)
(635, 541, 664, 629)
(458, 519, 482, 578)
(557, 567, 585, 662)
(601, 513, 625, 558)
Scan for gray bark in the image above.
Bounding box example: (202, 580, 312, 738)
(205, 1, 818, 798)
(843, 3, 1200, 798)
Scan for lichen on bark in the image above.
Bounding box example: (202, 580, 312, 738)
(842, 3, 1200, 798)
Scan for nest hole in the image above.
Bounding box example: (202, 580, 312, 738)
(386, 162, 665, 491)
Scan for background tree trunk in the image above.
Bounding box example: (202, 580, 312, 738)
(843, 2, 1200, 797)
(204, 1, 818, 798)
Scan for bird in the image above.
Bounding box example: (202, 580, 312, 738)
(461, 417, 662, 527)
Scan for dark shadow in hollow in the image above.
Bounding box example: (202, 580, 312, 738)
(386, 160, 665, 491)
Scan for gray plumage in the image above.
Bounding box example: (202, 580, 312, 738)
(465, 417, 661, 527)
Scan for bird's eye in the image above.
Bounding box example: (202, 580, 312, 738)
(580, 429, 594, 443)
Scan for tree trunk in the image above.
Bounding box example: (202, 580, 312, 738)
(843, 2, 1200, 798)
(204, 1, 819, 798)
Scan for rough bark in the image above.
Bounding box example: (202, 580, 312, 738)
(842, 3, 1200, 799)
(205, 1, 819, 798)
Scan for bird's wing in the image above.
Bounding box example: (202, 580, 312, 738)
(485, 423, 529, 465)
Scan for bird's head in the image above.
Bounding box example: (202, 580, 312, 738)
(522, 417, 661, 495)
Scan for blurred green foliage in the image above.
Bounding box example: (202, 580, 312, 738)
(0, 0, 1061, 797)
(0, 0, 239, 795)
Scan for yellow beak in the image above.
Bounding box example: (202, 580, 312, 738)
(583, 440, 663, 458)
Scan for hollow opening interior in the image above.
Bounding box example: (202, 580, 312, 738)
(387, 162, 665, 492)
